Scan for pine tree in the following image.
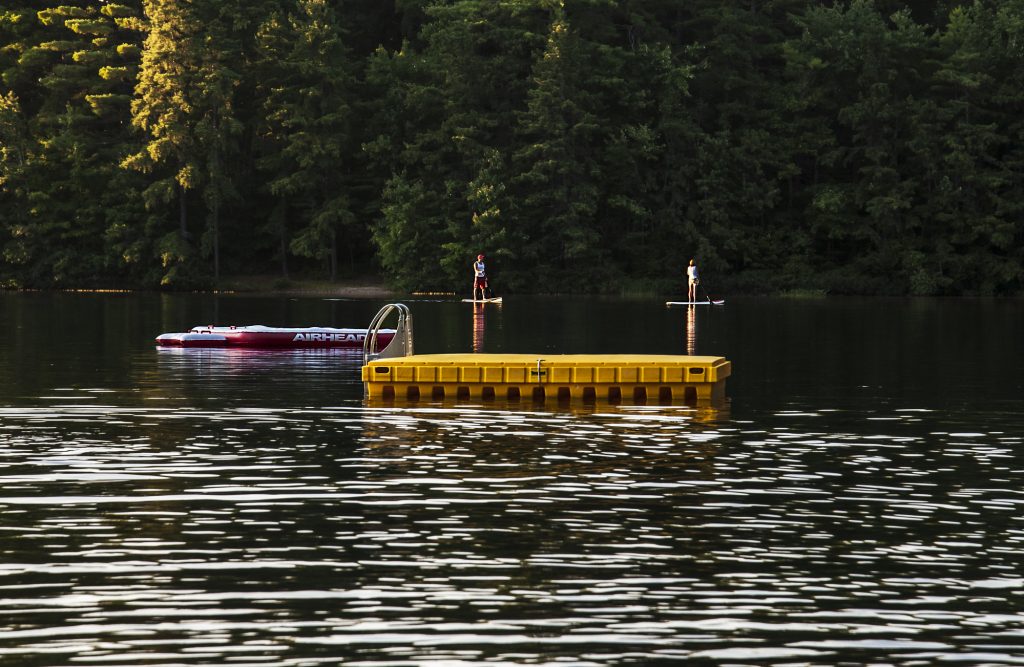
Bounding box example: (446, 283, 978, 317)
(916, 1, 1024, 294)
(124, 0, 242, 285)
(510, 5, 604, 289)
(786, 0, 934, 294)
(369, 0, 545, 291)
(675, 0, 807, 292)
(255, 0, 356, 282)
(0, 3, 146, 287)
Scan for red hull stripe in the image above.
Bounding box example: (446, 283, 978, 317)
(156, 326, 395, 348)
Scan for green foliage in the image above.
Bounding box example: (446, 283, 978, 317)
(37, 7, 89, 27)
(0, 89, 27, 168)
(509, 10, 605, 289)
(0, 1, 148, 288)
(375, 173, 450, 291)
(102, 5, 138, 19)
(254, 0, 358, 281)
(64, 19, 114, 36)
(0, 0, 1023, 294)
(125, 0, 249, 284)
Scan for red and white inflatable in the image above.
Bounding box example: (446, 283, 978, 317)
(156, 325, 394, 349)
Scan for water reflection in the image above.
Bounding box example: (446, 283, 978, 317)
(472, 303, 485, 352)
(154, 346, 364, 377)
(686, 304, 696, 355)
(3, 292, 1024, 665)
(364, 394, 731, 417)
(2, 396, 1022, 664)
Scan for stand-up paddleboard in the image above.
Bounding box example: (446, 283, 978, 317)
(666, 300, 725, 306)
(462, 297, 503, 304)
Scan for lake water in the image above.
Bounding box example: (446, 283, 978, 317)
(0, 291, 1022, 665)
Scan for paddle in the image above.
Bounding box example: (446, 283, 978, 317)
(699, 281, 724, 305)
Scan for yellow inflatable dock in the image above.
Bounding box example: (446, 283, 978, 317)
(362, 353, 730, 404)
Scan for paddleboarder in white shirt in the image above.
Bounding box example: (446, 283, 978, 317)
(686, 259, 699, 303)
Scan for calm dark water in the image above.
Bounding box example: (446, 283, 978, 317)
(0, 291, 1023, 666)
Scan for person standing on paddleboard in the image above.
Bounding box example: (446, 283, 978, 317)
(687, 259, 699, 303)
(472, 254, 488, 301)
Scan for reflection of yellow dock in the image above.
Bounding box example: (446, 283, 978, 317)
(362, 353, 730, 405)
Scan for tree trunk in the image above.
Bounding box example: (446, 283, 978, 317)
(212, 197, 220, 282)
(179, 183, 188, 242)
(279, 200, 289, 280)
(329, 228, 338, 281)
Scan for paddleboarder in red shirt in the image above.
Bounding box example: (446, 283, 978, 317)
(472, 254, 488, 301)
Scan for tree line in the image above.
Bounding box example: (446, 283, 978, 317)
(1, 0, 1022, 296)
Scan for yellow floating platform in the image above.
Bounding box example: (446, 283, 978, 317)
(362, 353, 731, 404)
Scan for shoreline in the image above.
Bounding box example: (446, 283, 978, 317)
(213, 275, 401, 299)
(2, 275, 404, 298)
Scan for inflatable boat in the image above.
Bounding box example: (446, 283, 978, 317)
(156, 325, 394, 349)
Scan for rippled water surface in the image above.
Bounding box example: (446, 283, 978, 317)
(1, 292, 1023, 666)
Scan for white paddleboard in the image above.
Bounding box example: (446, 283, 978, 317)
(462, 297, 503, 304)
(666, 300, 724, 306)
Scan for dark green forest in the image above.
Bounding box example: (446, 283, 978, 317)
(1, 0, 1022, 295)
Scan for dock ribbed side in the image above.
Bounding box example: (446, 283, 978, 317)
(362, 353, 730, 405)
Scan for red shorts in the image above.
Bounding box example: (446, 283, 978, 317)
(474, 276, 487, 290)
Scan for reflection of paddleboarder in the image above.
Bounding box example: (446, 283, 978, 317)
(472, 302, 485, 352)
(472, 253, 488, 301)
(686, 303, 696, 355)
(686, 259, 699, 303)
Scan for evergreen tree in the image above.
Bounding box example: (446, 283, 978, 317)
(787, 0, 934, 294)
(0, 89, 30, 286)
(634, 44, 702, 289)
(510, 5, 604, 290)
(0, 0, 1021, 295)
(124, 0, 242, 285)
(677, 0, 806, 292)
(370, 0, 546, 291)
(0, 3, 146, 287)
(255, 0, 356, 282)
(561, 0, 700, 291)
(916, 1, 1024, 294)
